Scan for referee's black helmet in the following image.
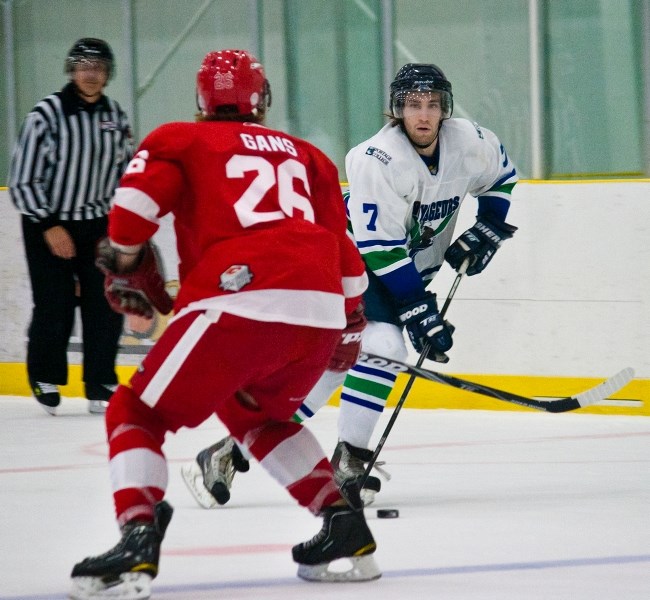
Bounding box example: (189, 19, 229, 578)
(65, 38, 115, 79)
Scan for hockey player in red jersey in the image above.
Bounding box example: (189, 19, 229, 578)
(69, 49, 378, 600)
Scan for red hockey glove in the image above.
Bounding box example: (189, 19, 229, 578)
(96, 238, 174, 318)
(329, 303, 367, 372)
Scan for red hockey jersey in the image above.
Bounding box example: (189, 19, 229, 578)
(108, 121, 367, 329)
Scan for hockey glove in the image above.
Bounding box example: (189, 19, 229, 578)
(398, 292, 453, 359)
(329, 303, 367, 372)
(96, 238, 174, 318)
(445, 215, 517, 276)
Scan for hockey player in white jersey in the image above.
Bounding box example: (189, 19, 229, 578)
(182, 62, 518, 508)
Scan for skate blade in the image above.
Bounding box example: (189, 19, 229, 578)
(180, 461, 218, 509)
(37, 402, 57, 416)
(88, 400, 108, 415)
(69, 572, 152, 599)
(297, 555, 381, 582)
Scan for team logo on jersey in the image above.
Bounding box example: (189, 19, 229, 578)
(365, 146, 391, 165)
(219, 265, 253, 292)
(124, 150, 149, 175)
(410, 196, 461, 252)
(214, 72, 234, 90)
(415, 196, 460, 224)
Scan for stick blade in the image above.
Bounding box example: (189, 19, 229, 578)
(572, 367, 635, 409)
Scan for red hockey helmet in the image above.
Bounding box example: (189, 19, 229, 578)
(196, 49, 271, 118)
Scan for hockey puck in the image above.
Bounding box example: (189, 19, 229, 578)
(377, 508, 399, 519)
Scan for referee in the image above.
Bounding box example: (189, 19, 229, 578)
(8, 38, 134, 415)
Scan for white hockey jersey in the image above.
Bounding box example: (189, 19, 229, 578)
(345, 118, 518, 301)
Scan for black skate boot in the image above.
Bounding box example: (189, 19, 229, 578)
(181, 435, 250, 508)
(29, 379, 60, 416)
(331, 441, 383, 506)
(69, 501, 173, 600)
(292, 481, 381, 582)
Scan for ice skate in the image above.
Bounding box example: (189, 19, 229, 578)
(30, 380, 60, 416)
(69, 501, 173, 600)
(331, 440, 384, 506)
(85, 383, 118, 415)
(292, 481, 380, 582)
(181, 435, 250, 508)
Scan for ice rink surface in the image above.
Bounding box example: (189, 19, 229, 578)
(1, 395, 649, 600)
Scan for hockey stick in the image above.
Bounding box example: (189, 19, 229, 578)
(359, 268, 465, 489)
(358, 351, 635, 414)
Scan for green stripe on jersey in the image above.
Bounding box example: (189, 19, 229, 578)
(493, 182, 516, 194)
(362, 247, 408, 272)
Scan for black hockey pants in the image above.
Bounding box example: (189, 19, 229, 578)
(21, 216, 123, 387)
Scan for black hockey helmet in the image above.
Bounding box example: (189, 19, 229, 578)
(65, 38, 114, 79)
(390, 63, 453, 119)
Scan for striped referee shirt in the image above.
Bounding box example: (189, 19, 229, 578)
(8, 82, 134, 229)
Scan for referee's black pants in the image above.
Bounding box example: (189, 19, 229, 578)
(21, 216, 124, 388)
